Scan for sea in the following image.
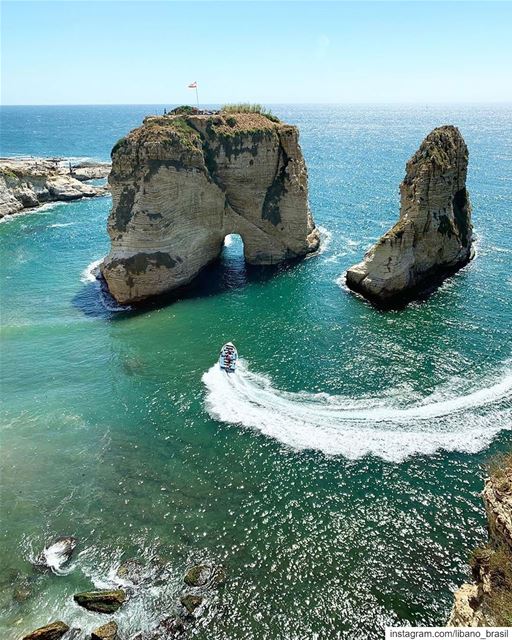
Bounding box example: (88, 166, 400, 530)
(0, 104, 511, 639)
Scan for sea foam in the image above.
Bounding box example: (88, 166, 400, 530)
(202, 360, 512, 462)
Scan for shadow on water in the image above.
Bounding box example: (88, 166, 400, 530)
(72, 235, 303, 321)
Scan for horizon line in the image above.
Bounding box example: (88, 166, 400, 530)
(2, 100, 512, 107)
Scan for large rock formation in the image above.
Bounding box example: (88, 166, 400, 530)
(0, 158, 110, 219)
(346, 126, 473, 307)
(101, 109, 319, 303)
(447, 454, 512, 626)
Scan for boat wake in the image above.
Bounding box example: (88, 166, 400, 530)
(202, 360, 512, 462)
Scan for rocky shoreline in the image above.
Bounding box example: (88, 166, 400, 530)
(0, 157, 111, 219)
(447, 453, 512, 626)
(18, 542, 226, 640)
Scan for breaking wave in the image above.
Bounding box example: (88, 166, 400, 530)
(202, 360, 512, 462)
(80, 257, 132, 312)
(80, 257, 103, 283)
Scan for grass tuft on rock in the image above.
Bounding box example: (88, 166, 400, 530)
(221, 103, 280, 122)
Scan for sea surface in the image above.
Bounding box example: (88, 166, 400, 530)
(1, 104, 511, 639)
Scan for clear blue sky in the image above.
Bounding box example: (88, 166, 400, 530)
(2, 1, 511, 105)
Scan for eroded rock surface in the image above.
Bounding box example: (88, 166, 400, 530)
(447, 455, 512, 626)
(346, 125, 473, 307)
(21, 621, 69, 640)
(73, 588, 126, 613)
(101, 110, 319, 303)
(0, 157, 110, 219)
(91, 621, 118, 640)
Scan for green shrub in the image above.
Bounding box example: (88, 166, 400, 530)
(221, 103, 280, 122)
(169, 105, 200, 116)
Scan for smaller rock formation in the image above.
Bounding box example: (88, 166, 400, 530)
(131, 617, 185, 640)
(13, 575, 32, 603)
(346, 126, 473, 307)
(116, 558, 145, 584)
(447, 453, 512, 626)
(180, 594, 203, 616)
(184, 564, 226, 587)
(91, 621, 119, 640)
(21, 621, 69, 640)
(0, 158, 110, 219)
(73, 588, 126, 613)
(101, 108, 319, 304)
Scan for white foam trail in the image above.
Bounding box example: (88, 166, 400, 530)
(81, 258, 103, 283)
(50, 222, 75, 228)
(202, 361, 512, 462)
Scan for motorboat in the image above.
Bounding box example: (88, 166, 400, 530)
(219, 342, 238, 372)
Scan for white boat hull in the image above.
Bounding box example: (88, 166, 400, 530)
(219, 342, 238, 372)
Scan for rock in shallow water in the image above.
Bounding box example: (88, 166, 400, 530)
(179, 593, 203, 616)
(73, 588, 126, 613)
(346, 125, 473, 308)
(91, 621, 118, 640)
(21, 621, 69, 640)
(184, 564, 226, 587)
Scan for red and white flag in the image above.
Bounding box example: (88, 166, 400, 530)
(188, 81, 197, 89)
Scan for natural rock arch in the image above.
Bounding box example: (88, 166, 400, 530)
(101, 111, 319, 304)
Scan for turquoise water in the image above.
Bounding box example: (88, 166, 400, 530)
(1, 104, 511, 639)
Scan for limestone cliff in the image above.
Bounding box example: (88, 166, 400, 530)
(346, 126, 473, 307)
(0, 158, 110, 219)
(101, 110, 319, 304)
(447, 454, 512, 626)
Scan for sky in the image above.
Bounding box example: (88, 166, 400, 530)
(1, 1, 512, 105)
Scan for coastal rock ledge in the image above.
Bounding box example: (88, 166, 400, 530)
(101, 109, 320, 304)
(447, 454, 512, 626)
(346, 125, 473, 307)
(0, 158, 110, 219)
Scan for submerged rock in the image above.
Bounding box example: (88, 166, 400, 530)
(179, 593, 203, 616)
(0, 158, 110, 219)
(13, 576, 32, 602)
(73, 588, 126, 613)
(346, 125, 473, 307)
(101, 109, 319, 303)
(21, 621, 69, 640)
(131, 617, 185, 640)
(184, 564, 226, 587)
(91, 621, 118, 640)
(183, 564, 209, 587)
(35, 536, 77, 574)
(116, 558, 145, 584)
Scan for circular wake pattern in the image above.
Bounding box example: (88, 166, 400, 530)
(202, 361, 512, 462)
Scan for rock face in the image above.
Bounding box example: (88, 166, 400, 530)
(21, 621, 69, 640)
(101, 110, 319, 304)
(0, 157, 110, 219)
(91, 621, 119, 640)
(447, 454, 512, 626)
(73, 588, 126, 613)
(346, 126, 473, 307)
